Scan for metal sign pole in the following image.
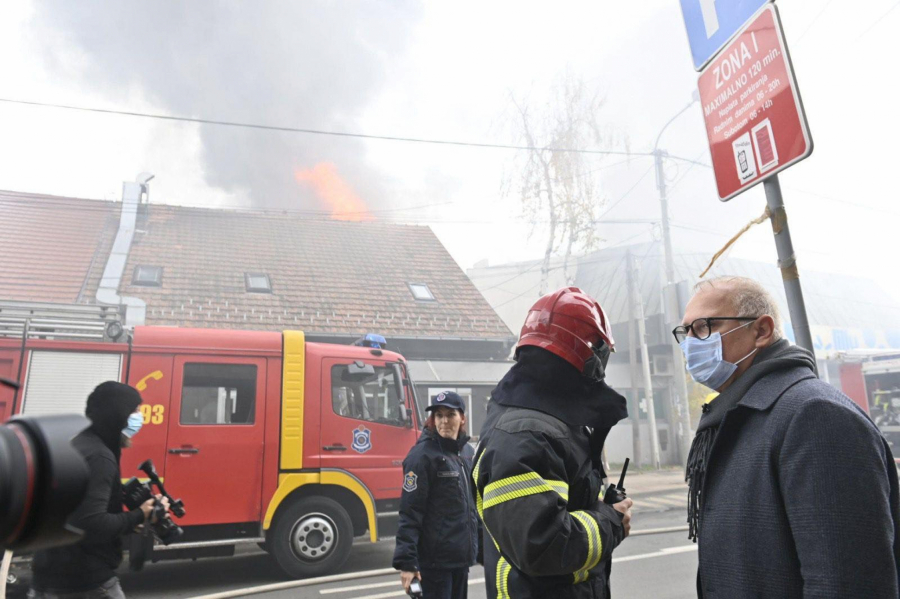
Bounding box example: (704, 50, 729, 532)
(763, 175, 815, 358)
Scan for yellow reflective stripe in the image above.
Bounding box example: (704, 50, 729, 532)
(547, 480, 570, 502)
(571, 510, 603, 583)
(473, 453, 501, 551)
(496, 556, 512, 599)
(483, 472, 568, 510)
(473, 453, 485, 518)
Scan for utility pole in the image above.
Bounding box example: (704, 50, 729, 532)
(764, 175, 815, 356)
(625, 250, 643, 468)
(653, 149, 694, 466)
(629, 252, 661, 469)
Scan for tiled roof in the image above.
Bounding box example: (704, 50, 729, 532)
(0, 191, 512, 341)
(0, 192, 118, 304)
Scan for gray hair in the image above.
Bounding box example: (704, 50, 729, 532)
(694, 276, 783, 340)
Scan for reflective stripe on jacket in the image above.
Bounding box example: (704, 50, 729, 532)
(474, 402, 624, 599)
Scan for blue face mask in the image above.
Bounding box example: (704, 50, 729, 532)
(122, 412, 144, 439)
(679, 322, 758, 390)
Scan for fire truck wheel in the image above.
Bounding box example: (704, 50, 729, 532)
(271, 497, 353, 578)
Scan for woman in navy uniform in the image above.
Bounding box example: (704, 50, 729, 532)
(393, 391, 479, 599)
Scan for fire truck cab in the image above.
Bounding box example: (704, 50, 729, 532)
(0, 305, 421, 577)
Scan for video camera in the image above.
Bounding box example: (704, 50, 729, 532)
(122, 459, 185, 545)
(0, 376, 90, 553)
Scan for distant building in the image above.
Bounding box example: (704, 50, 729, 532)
(470, 241, 900, 464)
(0, 182, 516, 437)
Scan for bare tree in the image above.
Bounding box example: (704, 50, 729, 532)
(505, 74, 615, 293)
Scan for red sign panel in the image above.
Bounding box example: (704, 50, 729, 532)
(698, 4, 812, 201)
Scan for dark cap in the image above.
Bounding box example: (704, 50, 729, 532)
(425, 391, 465, 414)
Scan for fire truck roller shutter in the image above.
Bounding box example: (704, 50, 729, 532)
(281, 330, 306, 470)
(22, 351, 123, 415)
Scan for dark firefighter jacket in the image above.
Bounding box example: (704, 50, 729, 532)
(393, 427, 479, 572)
(474, 347, 629, 599)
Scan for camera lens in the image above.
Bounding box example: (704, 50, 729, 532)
(0, 415, 90, 552)
(0, 425, 35, 546)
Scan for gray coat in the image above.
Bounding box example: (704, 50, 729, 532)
(697, 366, 900, 598)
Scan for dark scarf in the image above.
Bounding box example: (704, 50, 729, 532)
(685, 339, 817, 541)
(491, 346, 628, 450)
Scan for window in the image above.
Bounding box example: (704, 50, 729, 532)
(133, 265, 162, 286)
(180, 363, 257, 425)
(408, 282, 435, 301)
(331, 363, 407, 427)
(245, 273, 272, 293)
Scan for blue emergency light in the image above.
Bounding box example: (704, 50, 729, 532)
(354, 333, 387, 349)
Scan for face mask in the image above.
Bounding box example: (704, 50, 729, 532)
(122, 412, 144, 439)
(679, 322, 758, 390)
(583, 340, 611, 382)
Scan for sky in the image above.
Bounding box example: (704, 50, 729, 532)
(0, 1, 898, 312)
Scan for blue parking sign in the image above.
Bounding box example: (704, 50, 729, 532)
(679, 0, 771, 70)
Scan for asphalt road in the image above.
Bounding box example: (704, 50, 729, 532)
(105, 497, 696, 599)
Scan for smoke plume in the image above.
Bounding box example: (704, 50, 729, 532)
(30, 1, 421, 209)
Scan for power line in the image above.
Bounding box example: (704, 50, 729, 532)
(0, 97, 651, 158)
(796, 0, 837, 42)
(856, 0, 900, 40)
(595, 164, 656, 219)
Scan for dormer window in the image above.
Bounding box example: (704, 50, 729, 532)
(408, 282, 435, 302)
(132, 265, 162, 287)
(245, 273, 272, 293)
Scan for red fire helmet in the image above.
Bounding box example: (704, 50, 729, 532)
(516, 286, 615, 373)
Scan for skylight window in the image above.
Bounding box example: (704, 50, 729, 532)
(245, 273, 272, 293)
(408, 282, 435, 302)
(132, 265, 162, 287)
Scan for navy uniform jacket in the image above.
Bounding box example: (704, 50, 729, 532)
(393, 428, 479, 572)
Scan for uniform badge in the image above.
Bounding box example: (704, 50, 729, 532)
(352, 425, 372, 453)
(403, 470, 418, 492)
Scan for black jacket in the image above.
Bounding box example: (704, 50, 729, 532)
(473, 347, 629, 599)
(696, 366, 900, 598)
(392, 428, 479, 572)
(32, 382, 144, 592)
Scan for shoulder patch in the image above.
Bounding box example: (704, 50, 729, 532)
(403, 470, 418, 492)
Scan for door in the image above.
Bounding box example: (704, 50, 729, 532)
(165, 356, 266, 526)
(320, 358, 419, 500)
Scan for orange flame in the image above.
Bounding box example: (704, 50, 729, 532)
(294, 162, 374, 221)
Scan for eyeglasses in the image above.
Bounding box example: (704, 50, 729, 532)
(672, 317, 758, 344)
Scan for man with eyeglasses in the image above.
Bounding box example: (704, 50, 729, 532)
(675, 276, 900, 599)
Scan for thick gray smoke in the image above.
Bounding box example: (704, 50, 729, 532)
(31, 1, 421, 209)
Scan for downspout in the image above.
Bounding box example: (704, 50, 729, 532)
(96, 180, 147, 328)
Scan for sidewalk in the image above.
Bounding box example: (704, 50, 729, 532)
(615, 466, 687, 497)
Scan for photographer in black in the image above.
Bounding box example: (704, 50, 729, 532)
(29, 382, 168, 599)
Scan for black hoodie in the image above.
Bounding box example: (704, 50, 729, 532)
(32, 382, 146, 592)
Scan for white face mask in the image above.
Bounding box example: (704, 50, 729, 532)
(679, 321, 758, 390)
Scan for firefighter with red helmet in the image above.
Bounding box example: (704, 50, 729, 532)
(473, 287, 633, 599)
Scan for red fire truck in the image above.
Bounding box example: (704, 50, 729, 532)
(0, 303, 421, 577)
